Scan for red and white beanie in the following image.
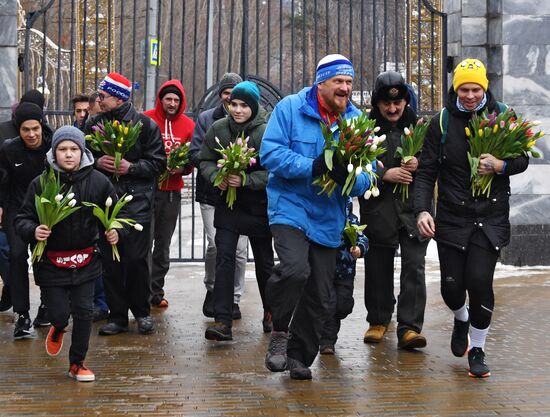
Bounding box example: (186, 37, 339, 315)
(99, 72, 132, 101)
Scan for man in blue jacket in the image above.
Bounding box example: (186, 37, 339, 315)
(260, 54, 372, 380)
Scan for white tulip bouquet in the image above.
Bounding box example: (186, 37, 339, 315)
(83, 194, 143, 261)
(31, 168, 80, 263)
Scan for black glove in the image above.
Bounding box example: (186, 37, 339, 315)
(312, 153, 328, 177)
(328, 160, 349, 186)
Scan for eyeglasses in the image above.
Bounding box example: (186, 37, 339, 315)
(97, 92, 111, 101)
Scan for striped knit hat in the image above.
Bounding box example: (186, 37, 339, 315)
(315, 54, 355, 84)
(99, 72, 132, 101)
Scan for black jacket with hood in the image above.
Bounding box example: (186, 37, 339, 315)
(0, 130, 53, 214)
(84, 102, 166, 223)
(358, 105, 421, 247)
(414, 88, 529, 251)
(14, 148, 121, 287)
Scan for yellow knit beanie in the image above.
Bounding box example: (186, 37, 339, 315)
(452, 58, 488, 91)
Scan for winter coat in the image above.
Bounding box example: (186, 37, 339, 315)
(199, 107, 270, 237)
(259, 86, 371, 248)
(335, 199, 369, 280)
(144, 79, 195, 192)
(0, 131, 52, 213)
(84, 101, 166, 223)
(359, 106, 424, 248)
(14, 149, 120, 287)
(414, 88, 529, 251)
(189, 103, 228, 205)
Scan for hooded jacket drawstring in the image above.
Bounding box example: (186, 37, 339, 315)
(164, 118, 175, 144)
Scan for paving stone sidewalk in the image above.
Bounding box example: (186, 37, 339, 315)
(0, 261, 549, 417)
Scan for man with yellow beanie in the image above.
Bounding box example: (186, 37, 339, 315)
(414, 58, 530, 378)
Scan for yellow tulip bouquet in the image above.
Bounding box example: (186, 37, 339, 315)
(85, 119, 142, 180)
(158, 142, 190, 186)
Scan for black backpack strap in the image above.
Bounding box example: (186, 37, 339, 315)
(438, 108, 448, 163)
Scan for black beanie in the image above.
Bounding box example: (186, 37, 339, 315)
(15, 102, 43, 128)
(20, 89, 45, 109)
(159, 85, 182, 102)
(218, 73, 243, 97)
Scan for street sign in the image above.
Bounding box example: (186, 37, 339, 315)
(150, 39, 162, 66)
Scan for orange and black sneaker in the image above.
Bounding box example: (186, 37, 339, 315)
(151, 297, 169, 308)
(68, 363, 95, 382)
(45, 326, 65, 356)
(468, 347, 491, 378)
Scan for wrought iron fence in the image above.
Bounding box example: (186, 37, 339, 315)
(18, 0, 447, 261)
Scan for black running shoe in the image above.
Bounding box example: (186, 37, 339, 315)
(14, 313, 34, 340)
(451, 318, 470, 357)
(33, 305, 51, 328)
(136, 316, 155, 335)
(287, 357, 312, 380)
(205, 322, 233, 341)
(232, 303, 242, 320)
(468, 347, 491, 378)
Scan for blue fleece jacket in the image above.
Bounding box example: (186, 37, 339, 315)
(260, 86, 371, 248)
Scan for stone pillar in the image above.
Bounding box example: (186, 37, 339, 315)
(0, 0, 18, 122)
(444, 0, 550, 265)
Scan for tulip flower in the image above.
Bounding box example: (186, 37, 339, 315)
(86, 119, 142, 180)
(466, 107, 545, 197)
(213, 132, 259, 209)
(83, 193, 139, 262)
(393, 117, 431, 202)
(31, 168, 81, 263)
(158, 142, 190, 186)
(312, 110, 383, 197)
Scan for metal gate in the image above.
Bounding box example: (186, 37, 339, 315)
(18, 0, 447, 261)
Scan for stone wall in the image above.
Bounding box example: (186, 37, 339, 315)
(444, 0, 550, 265)
(0, 0, 18, 122)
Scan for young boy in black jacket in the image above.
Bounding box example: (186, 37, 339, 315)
(15, 126, 120, 382)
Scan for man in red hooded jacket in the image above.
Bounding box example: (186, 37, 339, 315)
(144, 80, 195, 307)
